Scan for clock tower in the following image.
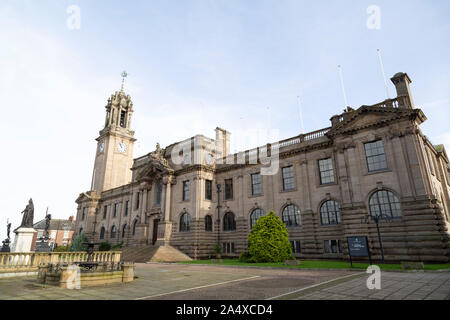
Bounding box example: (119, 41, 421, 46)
(91, 73, 136, 192)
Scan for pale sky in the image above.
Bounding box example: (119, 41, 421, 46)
(0, 0, 449, 240)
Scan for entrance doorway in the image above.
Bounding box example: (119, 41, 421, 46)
(152, 219, 160, 245)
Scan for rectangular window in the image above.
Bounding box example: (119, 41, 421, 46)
(318, 158, 335, 184)
(425, 145, 435, 175)
(324, 240, 330, 253)
(338, 240, 343, 253)
(205, 180, 212, 200)
(295, 240, 301, 254)
(282, 166, 295, 191)
(183, 181, 190, 201)
(291, 240, 301, 254)
(37, 230, 43, 238)
(103, 206, 107, 219)
(136, 192, 140, 210)
(82, 208, 87, 220)
(225, 179, 233, 200)
(251, 173, 262, 196)
(364, 140, 388, 172)
(331, 240, 338, 253)
(156, 181, 163, 205)
(113, 203, 118, 217)
(222, 242, 235, 254)
(63, 230, 69, 239)
(124, 200, 129, 216)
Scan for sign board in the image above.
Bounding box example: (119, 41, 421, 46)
(347, 236, 370, 257)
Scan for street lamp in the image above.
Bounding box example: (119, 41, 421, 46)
(363, 213, 392, 264)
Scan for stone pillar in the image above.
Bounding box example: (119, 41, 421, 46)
(37, 263, 49, 284)
(11, 228, 36, 253)
(122, 263, 135, 283)
(156, 175, 174, 245)
(59, 266, 81, 289)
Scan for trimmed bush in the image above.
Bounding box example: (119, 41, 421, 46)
(239, 252, 250, 263)
(111, 241, 124, 250)
(248, 211, 293, 263)
(98, 242, 112, 251)
(54, 245, 70, 252)
(70, 233, 89, 252)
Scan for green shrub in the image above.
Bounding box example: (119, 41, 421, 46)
(98, 242, 112, 251)
(70, 233, 89, 252)
(54, 245, 70, 252)
(214, 244, 222, 254)
(111, 241, 124, 250)
(239, 252, 250, 262)
(248, 211, 293, 263)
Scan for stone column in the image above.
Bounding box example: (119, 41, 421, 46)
(122, 263, 135, 283)
(156, 175, 174, 245)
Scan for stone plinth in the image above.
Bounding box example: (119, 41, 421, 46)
(11, 228, 35, 253)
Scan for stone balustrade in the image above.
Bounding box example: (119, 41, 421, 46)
(0, 251, 121, 278)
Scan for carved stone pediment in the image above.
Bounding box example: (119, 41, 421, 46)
(326, 106, 425, 138)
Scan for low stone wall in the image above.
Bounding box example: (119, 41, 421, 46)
(37, 262, 135, 288)
(0, 251, 122, 278)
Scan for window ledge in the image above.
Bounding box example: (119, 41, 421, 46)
(280, 188, 297, 193)
(249, 194, 263, 198)
(318, 182, 338, 188)
(364, 168, 391, 176)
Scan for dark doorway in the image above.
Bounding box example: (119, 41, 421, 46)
(152, 219, 160, 245)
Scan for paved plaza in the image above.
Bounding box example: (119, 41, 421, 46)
(0, 263, 448, 300)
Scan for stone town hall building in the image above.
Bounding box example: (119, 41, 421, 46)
(75, 72, 450, 262)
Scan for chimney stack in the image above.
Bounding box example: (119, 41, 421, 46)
(215, 127, 231, 158)
(391, 72, 414, 109)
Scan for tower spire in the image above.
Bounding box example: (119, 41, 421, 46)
(120, 71, 128, 93)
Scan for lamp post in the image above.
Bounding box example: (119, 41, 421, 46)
(363, 214, 391, 264)
(216, 183, 222, 247)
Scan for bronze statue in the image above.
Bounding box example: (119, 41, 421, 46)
(20, 198, 34, 228)
(44, 212, 51, 237)
(6, 221, 11, 239)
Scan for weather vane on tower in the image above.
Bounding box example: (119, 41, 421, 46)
(120, 71, 128, 92)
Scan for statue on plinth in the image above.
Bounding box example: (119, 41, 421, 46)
(20, 199, 34, 228)
(35, 208, 52, 252)
(1, 220, 12, 252)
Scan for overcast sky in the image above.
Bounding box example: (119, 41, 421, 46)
(0, 0, 449, 240)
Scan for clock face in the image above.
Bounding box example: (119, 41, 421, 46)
(117, 142, 127, 153)
(99, 142, 105, 153)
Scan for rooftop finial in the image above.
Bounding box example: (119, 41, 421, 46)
(120, 71, 128, 92)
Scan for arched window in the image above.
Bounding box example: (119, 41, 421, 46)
(369, 190, 402, 218)
(79, 228, 83, 234)
(282, 205, 301, 227)
(180, 213, 191, 232)
(223, 212, 236, 231)
(110, 225, 117, 239)
(320, 200, 341, 225)
(205, 215, 213, 232)
(250, 208, 265, 229)
(132, 219, 138, 236)
(122, 224, 127, 238)
(99, 227, 105, 240)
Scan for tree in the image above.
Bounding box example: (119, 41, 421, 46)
(70, 233, 89, 252)
(248, 211, 293, 263)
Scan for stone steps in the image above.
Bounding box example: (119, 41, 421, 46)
(121, 245, 192, 263)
